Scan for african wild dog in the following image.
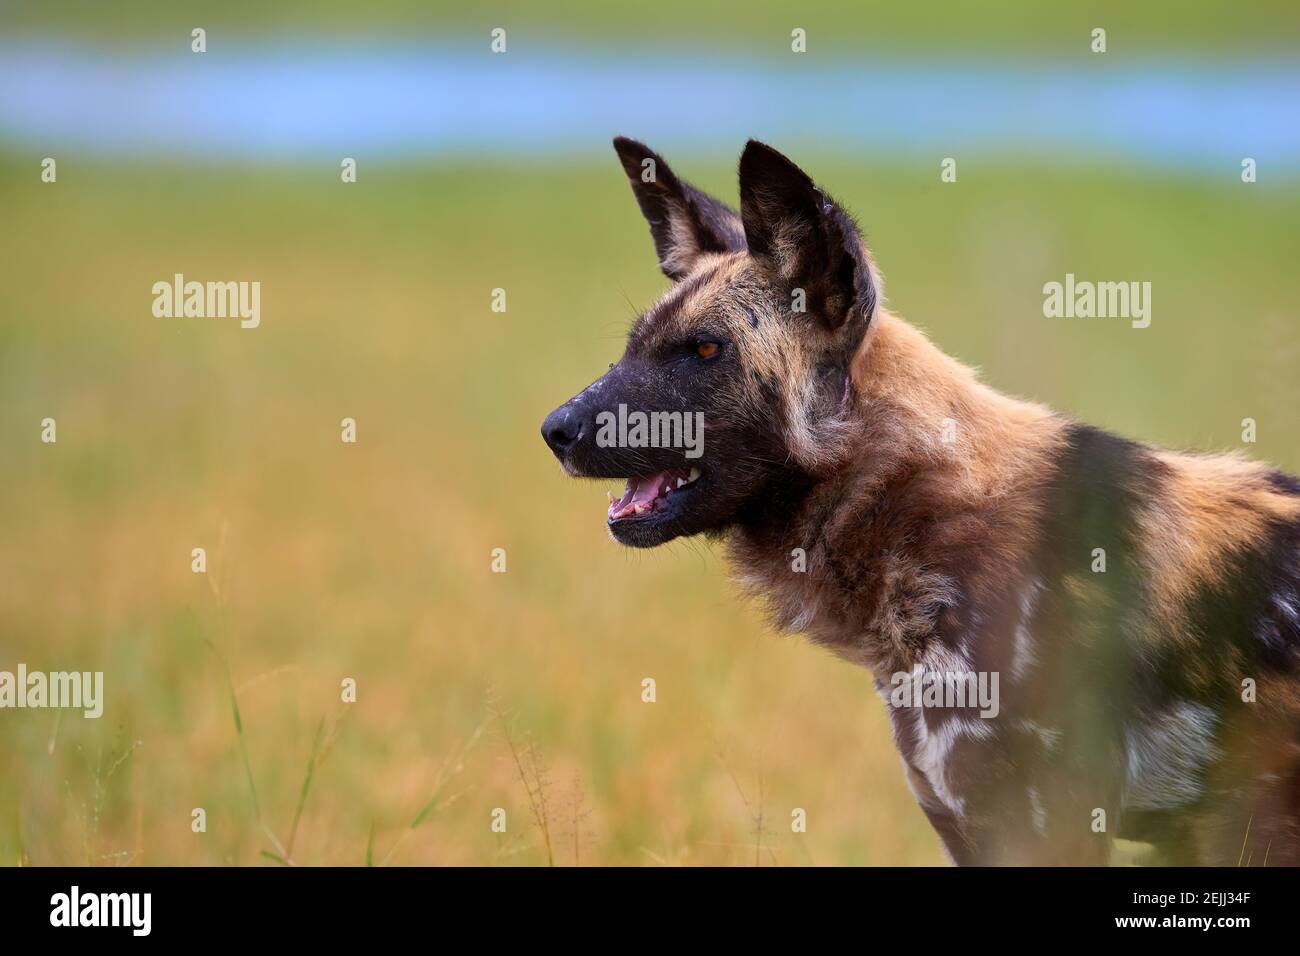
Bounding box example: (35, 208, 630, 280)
(540, 137, 1300, 865)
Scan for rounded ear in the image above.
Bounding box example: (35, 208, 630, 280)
(738, 140, 877, 351)
(613, 136, 746, 280)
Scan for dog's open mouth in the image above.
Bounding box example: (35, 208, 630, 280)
(607, 467, 701, 521)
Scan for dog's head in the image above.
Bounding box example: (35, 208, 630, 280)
(541, 138, 880, 547)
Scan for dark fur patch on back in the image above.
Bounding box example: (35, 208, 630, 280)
(1267, 469, 1300, 497)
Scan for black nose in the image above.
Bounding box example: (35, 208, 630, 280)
(541, 406, 583, 455)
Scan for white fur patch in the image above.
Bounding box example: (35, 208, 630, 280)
(1124, 702, 1219, 810)
(908, 688, 997, 818)
(1010, 577, 1043, 681)
(1027, 785, 1048, 835)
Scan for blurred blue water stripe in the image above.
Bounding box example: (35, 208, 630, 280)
(1, 38, 1297, 170)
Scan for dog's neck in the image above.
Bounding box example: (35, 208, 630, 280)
(726, 310, 1065, 675)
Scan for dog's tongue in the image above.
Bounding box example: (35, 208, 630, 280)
(608, 472, 675, 520)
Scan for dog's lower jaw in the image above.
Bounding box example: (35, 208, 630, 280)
(607, 517, 682, 548)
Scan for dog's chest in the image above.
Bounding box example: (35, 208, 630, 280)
(728, 532, 961, 673)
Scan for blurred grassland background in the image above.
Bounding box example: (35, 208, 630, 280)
(8, 0, 1300, 53)
(1, 2, 1298, 866)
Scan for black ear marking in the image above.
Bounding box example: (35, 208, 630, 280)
(737, 139, 823, 264)
(737, 139, 877, 348)
(613, 136, 746, 280)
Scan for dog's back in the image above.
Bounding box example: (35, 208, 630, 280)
(1024, 425, 1300, 864)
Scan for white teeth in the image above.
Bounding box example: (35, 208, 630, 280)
(608, 470, 701, 519)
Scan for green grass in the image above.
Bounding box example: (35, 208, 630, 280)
(3, 0, 1298, 54)
(0, 152, 1297, 865)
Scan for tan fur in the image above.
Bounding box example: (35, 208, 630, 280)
(1140, 451, 1300, 631)
(729, 310, 1068, 674)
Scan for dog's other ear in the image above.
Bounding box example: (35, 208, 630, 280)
(738, 140, 876, 346)
(613, 136, 746, 280)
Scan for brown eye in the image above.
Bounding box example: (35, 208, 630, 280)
(696, 342, 720, 359)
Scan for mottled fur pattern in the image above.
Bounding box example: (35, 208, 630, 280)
(542, 138, 1300, 865)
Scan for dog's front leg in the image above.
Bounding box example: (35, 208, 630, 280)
(902, 765, 1048, 865)
(958, 762, 1122, 865)
(904, 727, 1122, 864)
(902, 764, 981, 865)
